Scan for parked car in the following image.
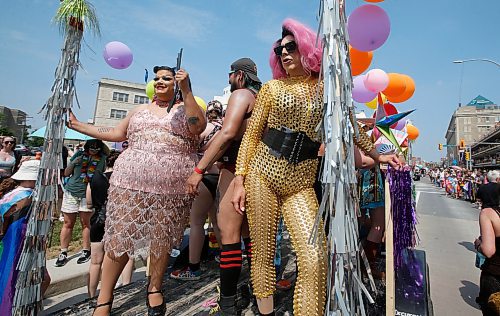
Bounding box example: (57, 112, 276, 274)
(15, 144, 31, 156)
(30, 146, 43, 155)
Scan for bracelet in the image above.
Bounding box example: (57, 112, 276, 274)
(194, 167, 204, 175)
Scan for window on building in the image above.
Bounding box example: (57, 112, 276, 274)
(134, 95, 149, 104)
(113, 92, 129, 102)
(110, 109, 127, 119)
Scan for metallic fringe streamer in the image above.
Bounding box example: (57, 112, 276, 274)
(311, 0, 374, 315)
(12, 25, 83, 315)
(387, 166, 419, 270)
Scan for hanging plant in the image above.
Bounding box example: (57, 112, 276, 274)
(53, 0, 100, 36)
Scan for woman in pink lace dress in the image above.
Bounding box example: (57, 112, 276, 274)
(67, 66, 206, 316)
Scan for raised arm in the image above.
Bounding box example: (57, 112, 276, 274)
(197, 90, 253, 171)
(176, 69, 207, 135)
(234, 82, 273, 178)
(66, 107, 142, 142)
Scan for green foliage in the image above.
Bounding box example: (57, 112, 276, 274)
(0, 127, 14, 136)
(25, 137, 44, 147)
(53, 0, 100, 37)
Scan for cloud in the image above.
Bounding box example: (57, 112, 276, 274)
(99, 1, 216, 43)
(250, 4, 281, 44)
(0, 29, 57, 62)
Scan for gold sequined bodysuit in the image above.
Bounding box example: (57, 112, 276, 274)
(235, 76, 327, 316)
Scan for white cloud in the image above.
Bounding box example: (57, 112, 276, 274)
(99, 1, 216, 43)
(250, 4, 281, 44)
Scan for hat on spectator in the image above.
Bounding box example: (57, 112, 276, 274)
(11, 159, 40, 181)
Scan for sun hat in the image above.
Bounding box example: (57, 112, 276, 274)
(11, 159, 40, 181)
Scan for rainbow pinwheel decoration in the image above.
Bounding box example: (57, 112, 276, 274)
(373, 100, 414, 153)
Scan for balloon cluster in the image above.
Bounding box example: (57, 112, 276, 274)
(348, 1, 419, 144)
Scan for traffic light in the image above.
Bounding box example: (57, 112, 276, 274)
(465, 151, 470, 161)
(438, 144, 443, 150)
(459, 139, 465, 149)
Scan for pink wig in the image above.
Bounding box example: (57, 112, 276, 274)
(269, 18, 323, 79)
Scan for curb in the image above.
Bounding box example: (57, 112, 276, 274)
(45, 259, 146, 298)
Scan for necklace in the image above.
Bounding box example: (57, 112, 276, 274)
(155, 98, 170, 108)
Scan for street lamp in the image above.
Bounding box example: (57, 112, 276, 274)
(453, 59, 500, 68)
(452, 58, 500, 107)
(18, 116, 33, 144)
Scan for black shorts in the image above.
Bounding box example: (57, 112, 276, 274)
(90, 221, 105, 243)
(201, 173, 219, 199)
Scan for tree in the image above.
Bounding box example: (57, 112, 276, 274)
(24, 136, 45, 147)
(13, 1, 99, 314)
(0, 113, 14, 136)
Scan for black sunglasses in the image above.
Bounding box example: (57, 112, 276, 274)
(153, 76, 174, 82)
(274, 41, 297, 56)
(3, 141, 14, 144)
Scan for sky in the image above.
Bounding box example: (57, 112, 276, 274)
(0, 0, 499, 162)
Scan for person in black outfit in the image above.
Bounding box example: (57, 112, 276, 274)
(474, 170, 500, 315)
(86, 151, 134, 298)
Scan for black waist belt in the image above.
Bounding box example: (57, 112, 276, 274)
(262, 127, 320, 164)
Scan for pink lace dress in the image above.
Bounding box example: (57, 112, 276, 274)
(103, 107, 198, 259)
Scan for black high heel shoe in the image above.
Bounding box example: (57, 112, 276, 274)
(92, 298, 113, 316)
(147, 290, 166, 316)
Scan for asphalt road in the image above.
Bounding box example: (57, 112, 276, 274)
(415, 177, 482, 316)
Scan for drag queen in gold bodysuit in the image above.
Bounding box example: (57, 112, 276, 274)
(232, 19, 327, 316)
(232, 19, 397, 316)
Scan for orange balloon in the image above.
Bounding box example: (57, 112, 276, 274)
(383, 73, 406, 98)
(406, 124, 419, 140)
(386, 75, 415, 103)
(349, 46, 373, 76)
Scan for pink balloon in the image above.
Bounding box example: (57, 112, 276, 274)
(347, 5, 391, 52)
(372, 127, 381, 140)
(352, 75, 377, 103)
(103, 41, 133, 69)
(364, 69, 389, 93)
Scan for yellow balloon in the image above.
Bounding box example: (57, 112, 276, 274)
(145, 80, 155, 100)
(194, 96, 207, 112)
(365, 93, 387, 109)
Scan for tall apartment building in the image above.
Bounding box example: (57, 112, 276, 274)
(445, 95, 500, 165)
(92, 78, 148, 127)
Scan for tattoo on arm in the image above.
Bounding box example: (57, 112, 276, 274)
(187, 116, 200, 125)
(97, 127, 114, 134)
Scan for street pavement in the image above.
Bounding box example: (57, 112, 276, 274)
(415, 177, 482, 315)
(43, 176, 484, 315)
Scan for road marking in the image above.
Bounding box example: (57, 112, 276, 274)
(416, 190, 442, 207)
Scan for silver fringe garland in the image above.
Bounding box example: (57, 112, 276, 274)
(311, 0, 375, 315)
(12, 25, 82, 315)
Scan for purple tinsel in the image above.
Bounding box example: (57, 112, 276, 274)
(387, 166, 419, 270)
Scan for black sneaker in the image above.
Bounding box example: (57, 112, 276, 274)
(54, 252, 68, 267)
(77, 250, 91, 264)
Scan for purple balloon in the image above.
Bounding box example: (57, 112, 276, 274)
(352, 75, 377, 103)
(347, 5, 391, 52)
(103, 41, 133, 69)
(395, 119, 407, 131)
